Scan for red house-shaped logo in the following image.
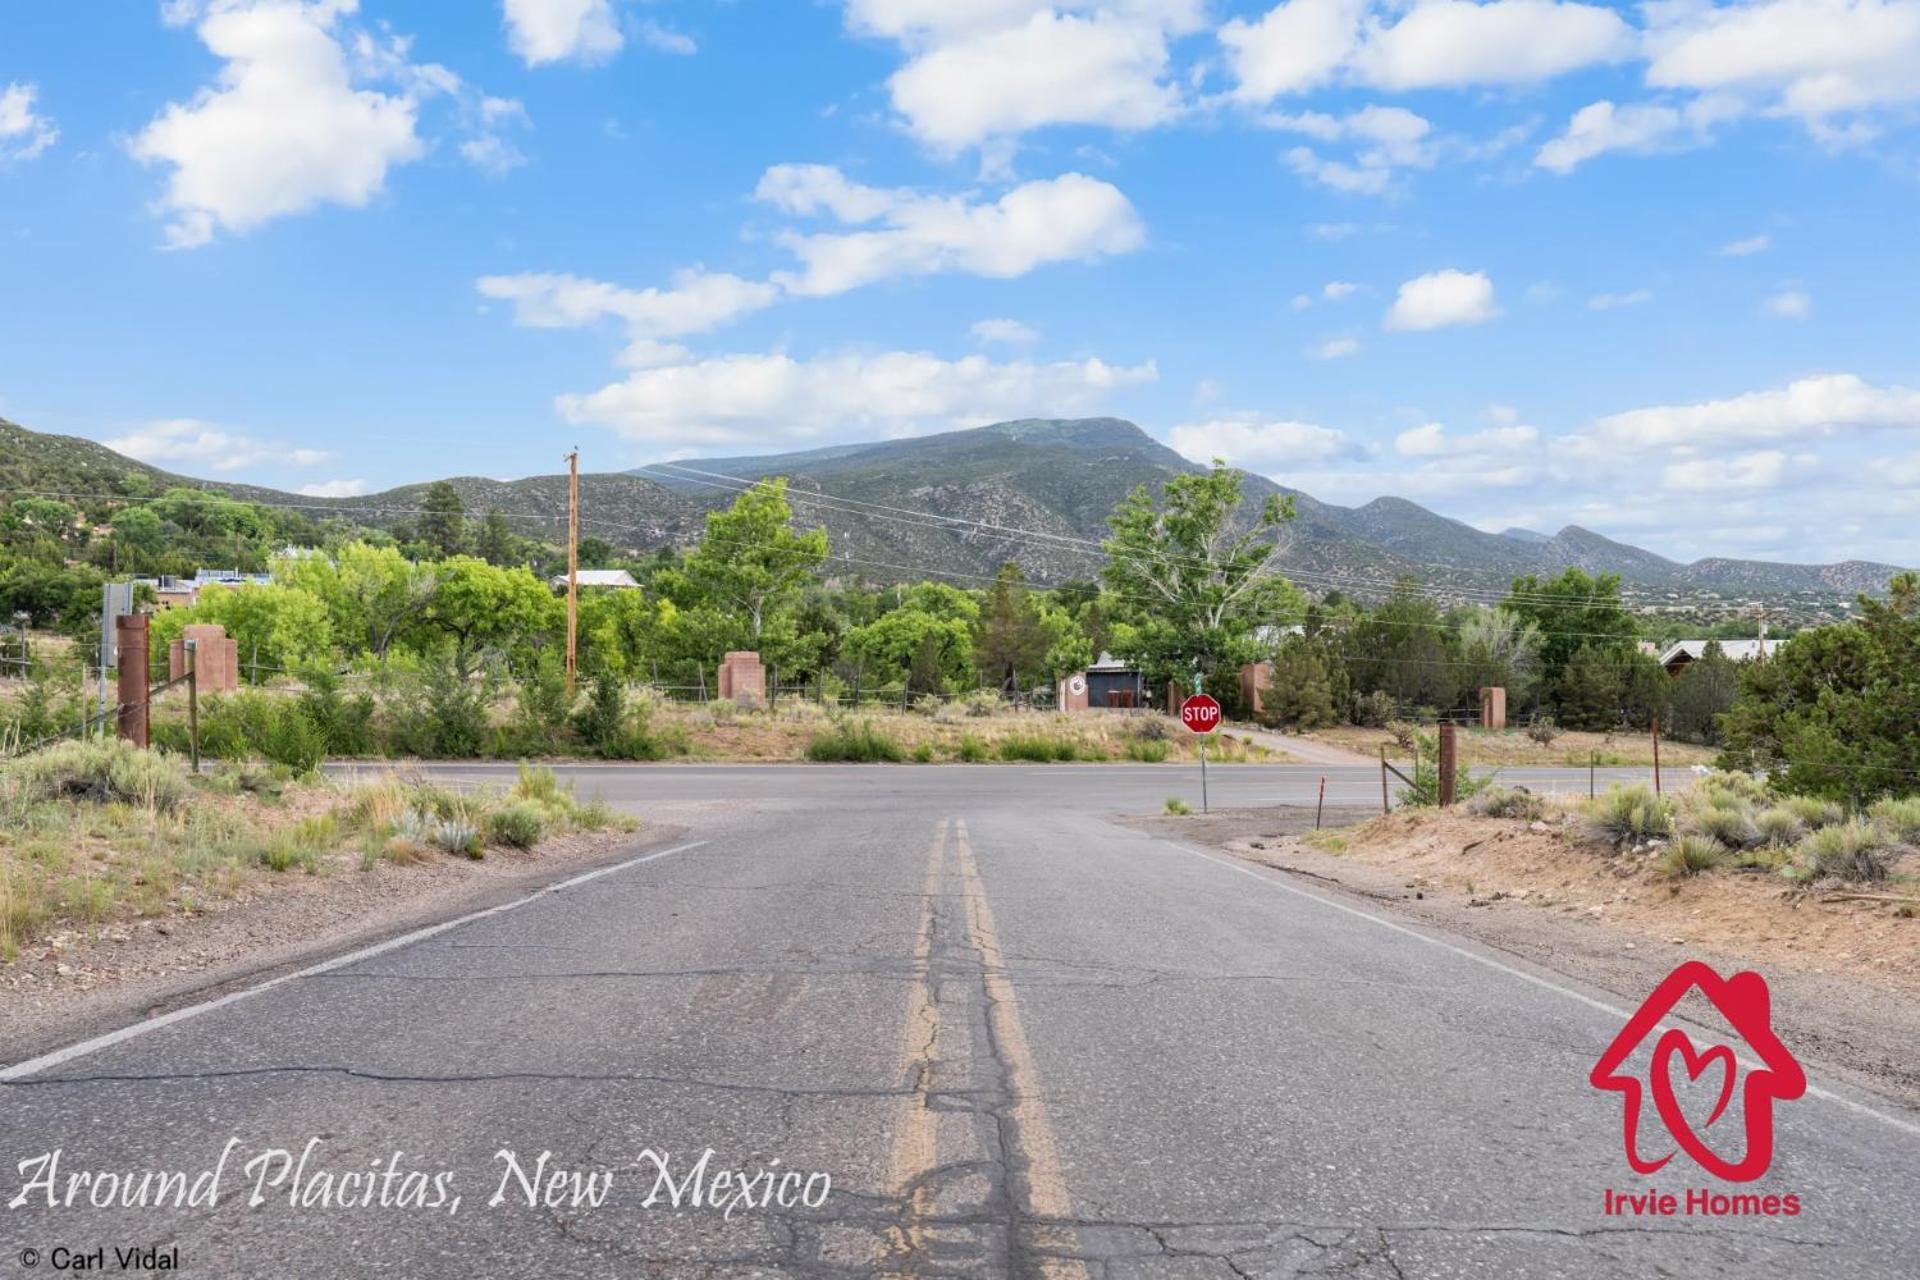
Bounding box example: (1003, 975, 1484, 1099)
(1590, 961, 1805, 1182)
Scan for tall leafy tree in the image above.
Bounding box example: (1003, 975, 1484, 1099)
(1504, 568, 1638, 694)
(668, 479, 829, 680)
(1669, 641, 1739, 744)
(1099, 464, 1303, 693)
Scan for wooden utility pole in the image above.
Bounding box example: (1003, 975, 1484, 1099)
(565, 448, 580, 700)
(1438, 721, 1458, 807)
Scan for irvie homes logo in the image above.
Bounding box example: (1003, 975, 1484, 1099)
(1590, 961, 1807, 1218)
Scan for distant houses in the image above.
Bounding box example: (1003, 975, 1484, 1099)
(1658, 637, 1778, 677)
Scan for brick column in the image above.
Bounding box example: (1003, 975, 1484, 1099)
(116, 613, 150, 748)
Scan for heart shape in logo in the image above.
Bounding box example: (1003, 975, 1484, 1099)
(1650, 1029, 1737, 1145)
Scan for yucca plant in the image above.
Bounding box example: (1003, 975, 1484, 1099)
(1658, 834, 1726, 879)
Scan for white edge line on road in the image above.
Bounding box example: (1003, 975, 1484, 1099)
(1171, 841, 1920, 1142)
(0, 840, 707, 1084)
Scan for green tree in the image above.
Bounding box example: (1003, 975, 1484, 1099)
(150, 582, 334, 683)
(1347, 580, 1461, 711)
(1504, 568, 1638, 696)
(1721, 573, 1920, 802)
(419, 556, 561, 676)
(475, 507, 516, 565)
(1668, 641, 1738, 745)
(1455, 605, 1543, 706)
(1262, 635, 1346, 730)
(974, 564, 1050, 692)
(275, 541, 438, 662)
(419, 481, 467, 557)
(1099, 464, 1303, 693)
(670, 479, 828, 676)
(846, 607, 975, 696)
(1555, 643, 1623, 731)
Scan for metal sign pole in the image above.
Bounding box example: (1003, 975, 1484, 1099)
(1200, 742, 1209, 814)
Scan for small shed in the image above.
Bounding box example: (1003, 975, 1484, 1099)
(1084, 652, 1145, 709)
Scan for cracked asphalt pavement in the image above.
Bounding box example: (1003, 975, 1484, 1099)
(4, 763, 1917, 1278)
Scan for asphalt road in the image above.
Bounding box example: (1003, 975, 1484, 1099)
(4, 763, 1916, 1279)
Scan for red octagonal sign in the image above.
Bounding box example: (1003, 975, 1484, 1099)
(1180, 694, 1222, 735)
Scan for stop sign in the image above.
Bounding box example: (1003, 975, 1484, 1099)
(1180, 694, 1222, 735)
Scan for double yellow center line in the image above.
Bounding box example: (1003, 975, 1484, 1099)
(885, 818, 1088, 1278)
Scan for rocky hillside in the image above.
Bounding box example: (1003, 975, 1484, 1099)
(2, 415, 1903, 609)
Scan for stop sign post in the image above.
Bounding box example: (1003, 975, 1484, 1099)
(1180, 694, 1221, 735)
(1180, 694, 1221, 813)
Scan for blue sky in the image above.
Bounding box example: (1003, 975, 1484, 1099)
(2, 1, 1917, 566)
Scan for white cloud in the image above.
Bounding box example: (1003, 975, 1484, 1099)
(503, 0, 623, 67)
(859, 3, 1205, 150)
(1270, 104, 1436, 195)
(1534, 95, 1741, 173)
(104, 419, 330, 472)
(1395, 421, 1538, 456)
(1383, 269, 1500, 331)
(1223, 0, 1632, 103)
(0, 82, 58, 161)
(296, 478, 370, 497)
(758, 166, 1145, 296)
(128, 0, 473, 248)
(972, 317, 1042, 346)
(1662, 450, 1793, 492)
(1353, 0, 1634, 90)
(554, 348, 1159, 451)
(1764, 287, 1812, 318)
(1588, 289, 1652, 309)
(1168, 416, 1356, 468)
(1589, 373, 1920, 448)
(637, 21, 698, 56)
(1644, 0, 1920, 129)
(1308, 336, 1361, 359)
(477, 270, 782, 365)
(460, 134, 528, 176)
(1322, 280, 1360, 300)
(1717, 233, 1772, 256)
(1306, 220, 1360, 239)
(1220, 0, 1366, 100)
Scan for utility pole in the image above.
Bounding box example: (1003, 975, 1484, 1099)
(565, 448, 580, 700)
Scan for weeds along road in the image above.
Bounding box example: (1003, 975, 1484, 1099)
(4, 764, 1915, 1279)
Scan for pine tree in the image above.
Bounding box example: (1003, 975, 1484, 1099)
(973, 563, 1048, 692)
(476, 507, 515, 565)
(1556, 643, 1622, 731)
(419, 481, 466, 557)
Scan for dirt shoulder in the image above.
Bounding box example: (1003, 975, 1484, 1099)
(1123, 805, 1920, 1108)
(1303, 723, 1717, 769)
(0, 825, 683, 1069)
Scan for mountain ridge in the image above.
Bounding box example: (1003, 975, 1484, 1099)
(1, 415, 1903, 606)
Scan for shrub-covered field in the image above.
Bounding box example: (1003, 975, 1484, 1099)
(0, 741, 629, 962)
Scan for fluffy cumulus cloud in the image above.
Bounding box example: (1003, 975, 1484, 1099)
(1383, 269, 1500, 331)
(758, 165, 1145, 296)
(1534, 95, 1741, 172)
(1221, 0, 1631, 101)
(104, 419, 330, 471)
(480, 164, 1142, 366)
(554, 349, 1158, 452)
(0, 82, 58, 161)
(1643, 0, 1920, 130)
(1585, 373, 1920, 448)
(846, 1, 1206, 150)
(131, 0, 514, 247)
(1167, 416, 1357, 468)
(502, 0, 623, 67)
(477, 270, 781, 365)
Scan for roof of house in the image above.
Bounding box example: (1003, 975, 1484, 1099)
(1659, 639, 1776, 666)
(1087, 651, 1137, 672)
(551, 569, 640, 589)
